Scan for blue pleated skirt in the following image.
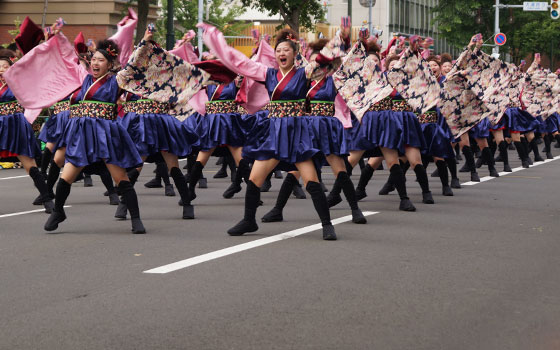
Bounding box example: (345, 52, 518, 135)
(543, 113, 560, 134)
(119, 112, 198, 158)
(195, 112, 248, 151)
(60, 116, 143, 168)
(504, 108, 540, 132)
(38, 110, 70, 145)
(356, 110, 425, 154)
(469, 118, 490, 139)
(421, 122, 455, 158)
(0, 112, 40, 158)
(308, 115, 348, 157)
(242, 116, 319, 169)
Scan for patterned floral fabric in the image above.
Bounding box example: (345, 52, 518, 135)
(392, 99, 413, 112)
(417, 111, 438, 124)
(522, 62, 555, 118)
(70, 101, 117, 120)
(368, 97, 392, 111)
(205, 100, 238, 114)
(309, 101, 335, 116)
(0, 101, 24, 115)
(547, 74, 560, 117)
(333, 41, 393, 121)
(53, 101, 70, 114)
(117, 39, 211, 119)
(122, 99, 170, 114)
(386, 48, 441, 114)
(268, 100, 306, 118)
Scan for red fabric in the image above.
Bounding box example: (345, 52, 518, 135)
(0, 84, 8, 97)
(235, 78, 248, 104)
(272, 68, 296, 101)
(193, 60, 237, 84)
(307, 78, 326, 101)
(15, 17, 44, 55)
(74, 32, 87, 54)
(211, 84, 226, 101)
(315, 53, 333, 65)
(70, 75, 108, 104)
(0, 150, 18, 157)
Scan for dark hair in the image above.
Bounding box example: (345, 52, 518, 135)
(275, 29, 298, 52)
(0, 48, 16, 66)
(426, 55, 441, 66)
(440, 53, 453, 64)
(96, 39, 120, 62)
(385, 55, 400, 71)
(309, 38, 329, 56)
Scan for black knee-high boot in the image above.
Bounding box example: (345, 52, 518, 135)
(44, 179, 71, 231)
(214, 157, 229, 179)
(40, 148, 52, 175)
(188, 161, 204, 200)
(445, 158, 461, 188)
(261, 173, 298, 222)
(306, 181, 337, 240)
(520, 137, 532, 165)
(114, 168, 141, 219)
(227, 180, 260, 235)
(482, 147, 499, 177)
(554, 134, 560, 150)
(144, 162, 164, 188)
(338, 172, 367, 224)
(498, 141, 512, 172)
(436, 160, 453, 196)
(29, 166, 54, 213)
(118, 180, 145, 233)
(514, 141, 530, 168)
(261, 171, 273, 192)
(544, 134, 553, 159)
(158, 162, 175, 196)
(389, 164, 415, 211)
(46, 161, 60, 198)
(326, 168, 345, 208)
(529, 137, 544, 162)
(223, 158, 250, 198)
(170, 167, 194, 219)
(355, 164, 374, 200)
(413, 164, 434, 204)
(462, 146, 480, 182)
(98, 167, 119, 205)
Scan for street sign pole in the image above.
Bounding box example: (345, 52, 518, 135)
(494, 0, 500, 56)
(198, 0, 204, 59)
(368, 0, 372, 34)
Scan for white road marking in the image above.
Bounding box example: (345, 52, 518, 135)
(0, 206, 71, 218)
(144, 211, 379, 274)
(0, 175, 29, 180)
(461, 155, 560, 186)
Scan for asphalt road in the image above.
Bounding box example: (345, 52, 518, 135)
(1, 148, 560, 350)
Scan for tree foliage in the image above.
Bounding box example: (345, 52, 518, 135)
(433, 0, 560, 66)
(239, 0, 325, 32)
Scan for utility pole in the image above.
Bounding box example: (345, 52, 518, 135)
(198, 0, 204, 59)
(166, 0, 175, 50)
(348, 0, 352, 21)
(493, 0, 500, 56)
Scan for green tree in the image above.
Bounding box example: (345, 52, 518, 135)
(239, 0, 325, 32)
(155, 0, 249, 44)
(433, 0, 560, 67)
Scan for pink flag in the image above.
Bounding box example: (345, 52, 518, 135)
(169, 41, 200, 63)
(109, 8, 138, 68)
(3, 33, 87, 123)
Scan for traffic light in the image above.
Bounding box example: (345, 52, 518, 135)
(552, 0, 559, 19)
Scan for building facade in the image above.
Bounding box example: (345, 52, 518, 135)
(0, 0, 159, 46)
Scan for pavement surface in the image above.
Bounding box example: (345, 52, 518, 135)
(1, 147, 560, 350)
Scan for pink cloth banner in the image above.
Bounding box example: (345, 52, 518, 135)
(109, 8, 138, 68)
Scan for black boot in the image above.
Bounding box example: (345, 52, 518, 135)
(455, 144, 463, 160)
(436, 160, 453, 196)
(262, 173, 298, 222)
(159, 163, 175, 196)
(228, 180, 260, 235)
(223, 159, 249, 198)
(482, 147, 499, 177)
(29, 166, 54, 213)
(413, 164, 434, 204)
(326, 170, 344, 208)
(44, 179, 71, 231)
(98, 167, 119, 205)
(530, 137, 544, 162)
(170, 167, 194, 219)
(144, 162, 163, 188)
(389, 164, 415, 211)
(83, 174, 93, 187)
(498, 141, 512, 172)
(214, 157, 229, 178)
(338, 172, 367, 224)
(355, 164, 374, 201)
(544, 134, 554, 159)
(306, 181, 337, 240)
(555, 134, 560, 150)
(118, 180, 145, 233)
(292, 179, 307, 199)
(446, 158, 461, 188)
(514, 141, 530, 168)
(188, 161, 204, 200)
(274, 170, 283, 179)
(261, 171, 273, 192)
(40, 147, 52, 175)
(462, 146, 479, 182)
(46, 161, 60, 198)
(521, 137, 533, 165)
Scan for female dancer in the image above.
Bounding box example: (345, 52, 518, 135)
(200, 23, 341, 240)
(44, 39, 145, 233)
(0, 50, 54, 213)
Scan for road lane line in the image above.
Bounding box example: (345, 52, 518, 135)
(0, 175, 29, 180)
(0, 206, 71, 218)
(461, 155, 560, 186)
(144, 211, 379, 274)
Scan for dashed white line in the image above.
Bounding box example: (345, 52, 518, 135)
(144, 211, 379, 274)
(0, 175, 29, 181)
(0, 206, 72, 218)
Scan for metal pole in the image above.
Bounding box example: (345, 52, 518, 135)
(41, 0, 48, 29)
(493, 0, 500, 56)
(198, 0, 204, 59)
(348, 0, 352, 21)
(368, 0, 372, 34)
(166, 0, 175, 50)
